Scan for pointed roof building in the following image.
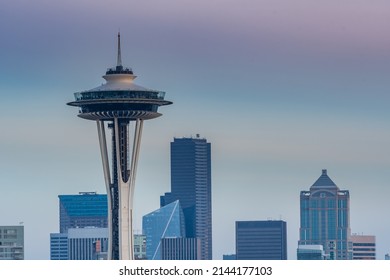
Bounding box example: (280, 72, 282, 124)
(311, 169, 337, 188)
(299, 169, 352, 260)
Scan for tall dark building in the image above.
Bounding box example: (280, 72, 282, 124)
(236, 220, 287, 260)
(161, 135, 212, 260)
(59, 192, 108, 233)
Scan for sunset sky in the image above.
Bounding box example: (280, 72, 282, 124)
(1, 0, 390, 259)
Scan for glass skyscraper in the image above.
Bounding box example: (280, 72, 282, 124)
(299, 169, 352, 260)
(59, 192, 108, 233)
(142, 200, 185, 260)
(161, 136, 212, 260)
(50, 192, 109, 260)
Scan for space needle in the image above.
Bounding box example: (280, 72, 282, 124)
(67, 33, 172, 260)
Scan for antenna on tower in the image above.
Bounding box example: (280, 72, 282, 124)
(117, 32, 122, 68)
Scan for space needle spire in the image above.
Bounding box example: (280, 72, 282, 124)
(117, 32, 122, 68)
(67, 34, 172, 260)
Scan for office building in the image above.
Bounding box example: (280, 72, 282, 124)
(161, 237, 201, 260)
(67, 33, 172, 259)
(299, 169, 352, 260)
(51, 228, 109, 260)
(236, 220, 287, 260)
(0, 225, 24, 260)
(351, 234, 376, 260)
(51, 192, 108, 260)
(59, 192, 107, 233)
(50, 233, 68, 260)
(161, 135, 212, 260)
(68, 227, 108, 260)
(142, 200, 185, 260)
(297, 244, 327, 260)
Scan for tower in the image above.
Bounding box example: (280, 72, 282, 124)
(299, 169, 352, 260)
(161, 135, 212, 260)
(67, 33, 172, 260)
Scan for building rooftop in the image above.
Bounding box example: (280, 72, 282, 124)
(311, 169, 337, 188)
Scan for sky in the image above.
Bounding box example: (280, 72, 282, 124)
(1, 0, 390, 260)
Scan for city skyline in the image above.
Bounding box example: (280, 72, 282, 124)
(1, 1, 390, 260)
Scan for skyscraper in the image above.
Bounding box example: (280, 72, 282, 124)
(67, 33, 172, 259)
(59, 192, 107, 233)
(299, 169, 352, 260)
(51, 192, 109, 260)
(161, 135, 212, 260)
(142, 200, 185, 260)
(235, 220, 287, 260)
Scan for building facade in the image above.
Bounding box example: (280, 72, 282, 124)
(297, 244, 327, 260)
(161, 237, 201, 260)
(67, 227, 108, 260)
(50, 233, 68, 260)
(51, 192, 108, 260)
(236, 220, 287, 260)
(161, 136, 212, 260)
(351, 234, 376, 260)
(299, 169, 352, 260)
(0, 225, 24, 260)
(223, 254, 236, 260)
(142, 200, 185, 260)
(59, 192, 107, 233)
(134, 234, 147, 260)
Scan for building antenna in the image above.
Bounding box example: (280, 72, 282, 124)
(117, 32, 122, 67)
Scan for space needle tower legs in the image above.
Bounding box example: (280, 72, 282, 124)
(96, 118, 143, 260)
